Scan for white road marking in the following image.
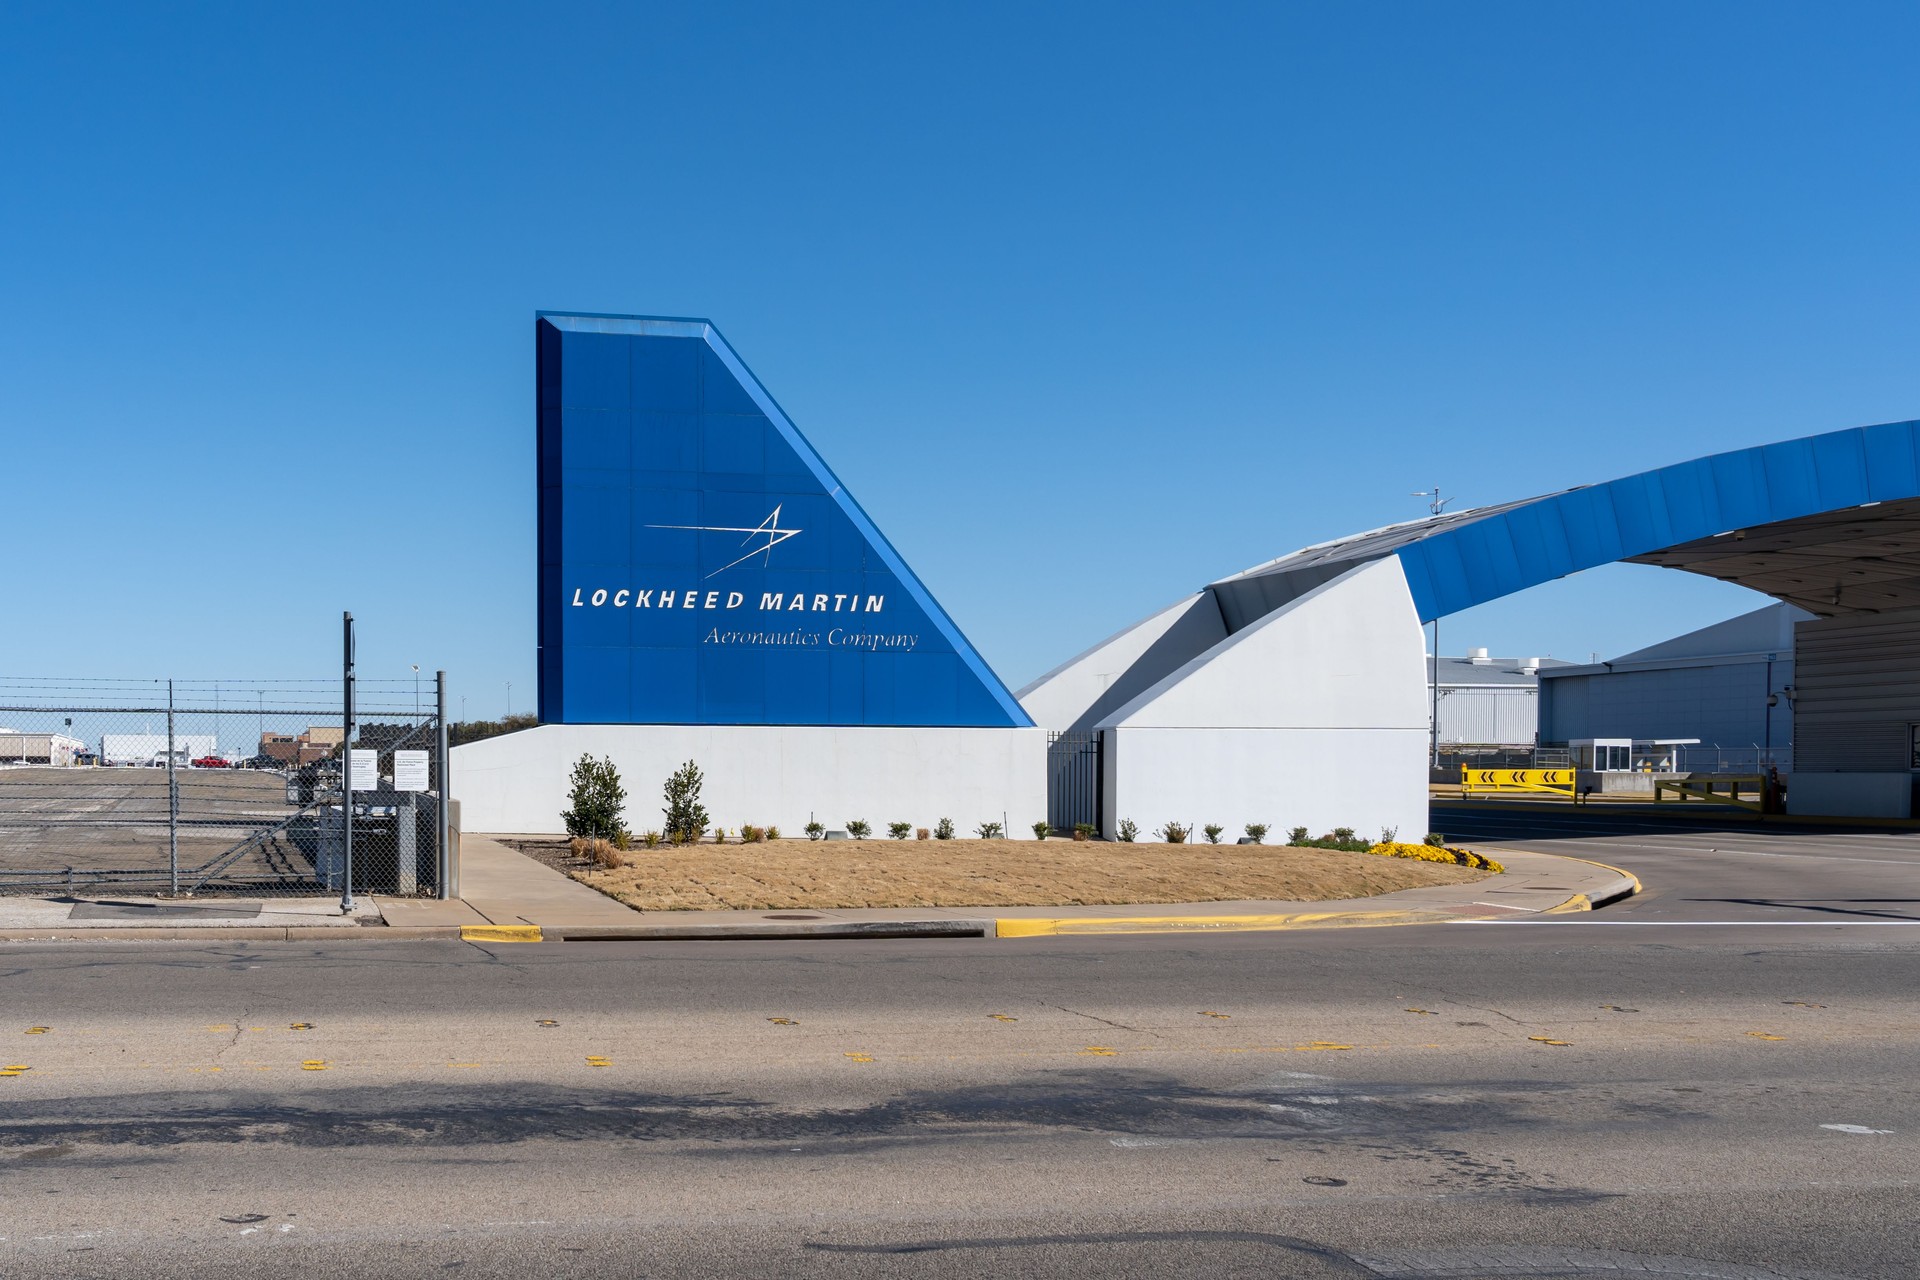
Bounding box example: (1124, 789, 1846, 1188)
(1821, 1123, 1893, 1134)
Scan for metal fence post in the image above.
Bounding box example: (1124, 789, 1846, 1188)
(436, 670, 451, 900)
(167, 678, 178, 896)
(341, 611, 356, 915)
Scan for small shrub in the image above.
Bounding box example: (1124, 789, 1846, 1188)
(712, 826, 727, 844)
(1287, 825, 1309, 845)
(1244, 823, 1268, 844)
(975, 821, 1004, 838)
(1423, 832, 1445, 847)
(765, 825, 781, 840)
(805, 821, 825, 842)
(846, 819, 871, 839)
(571, 835, 623, 869)
(916, 826, 930, 840)
(561, 753, 627, 840)
(1203, 823, 1224, 844)
(661, 760, 708, 844)
(612, 829, 631, 851)
(739, 824, 763, 843)
(1117, 819, 1139, 843)
(1032, 821, 1052, 840)
(889, 821, 913, 840)
(1379, 825, 1397, 845)
(1158, 822, 1189, 844)
(1073, 822, 1096, 841)
(641, 830, 661, 849)
(1332, 826, 1356, 843)
(934, 818, 955, 840)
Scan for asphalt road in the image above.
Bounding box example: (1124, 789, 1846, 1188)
(1436, 800, 1920, 924)
(2, 812, 1916, 1278)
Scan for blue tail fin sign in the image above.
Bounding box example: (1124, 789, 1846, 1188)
(536, 312, 1032, 728)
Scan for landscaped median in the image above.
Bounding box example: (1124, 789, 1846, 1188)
(443, 835, 1634, 942)
(515, 835, 1496, 912)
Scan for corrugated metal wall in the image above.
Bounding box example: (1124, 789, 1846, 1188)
(1538, 662, 1782, 749)
(1794, 607, 1920, 772)
(1435, 687, 1537, 746)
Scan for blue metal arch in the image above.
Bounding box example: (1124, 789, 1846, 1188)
(1394, 419, 1920, 622)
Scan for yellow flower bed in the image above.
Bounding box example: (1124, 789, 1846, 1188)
(1368, 841, 1504, 874)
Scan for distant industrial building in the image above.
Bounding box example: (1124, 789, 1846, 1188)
(1538, 603, 1807, 773)
(258, 728, 342, 767)
(100, 733, 217, 766)
(1430, 650, 1571, 749)
(0, 731, 85, 766)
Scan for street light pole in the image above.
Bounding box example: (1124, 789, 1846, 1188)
(1411, 487, 1451, 771)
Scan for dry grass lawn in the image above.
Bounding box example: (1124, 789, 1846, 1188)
(568, 837, 1489, 911)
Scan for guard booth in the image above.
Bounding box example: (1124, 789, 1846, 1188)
(1571, 738, 1700, 794)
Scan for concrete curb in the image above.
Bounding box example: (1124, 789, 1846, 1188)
(0, 850, 1642, 945)
(993, 909, 1463, 937)
(0, 926, 464, 943)
(461, 920, 995, 943)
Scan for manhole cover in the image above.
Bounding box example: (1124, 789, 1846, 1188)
(763, 913, 823, 921)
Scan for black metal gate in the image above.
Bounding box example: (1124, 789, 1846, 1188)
(1046, 730, 1102, 833)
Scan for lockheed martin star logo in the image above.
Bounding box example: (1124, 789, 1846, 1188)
(645, 505, 804, 578)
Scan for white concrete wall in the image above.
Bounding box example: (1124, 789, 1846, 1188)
(1787, 772, 1911, 819)
(452, 724, 1048, 838)
(1017, 592, 1226, 732)
(1098, 558, 1431, 841)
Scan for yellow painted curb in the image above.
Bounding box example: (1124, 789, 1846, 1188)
(1542, 893, 1593, 914)
(995, 910, 1447, 938)
(460, 925, 544, 943)
(1555, 854, 1643, 896)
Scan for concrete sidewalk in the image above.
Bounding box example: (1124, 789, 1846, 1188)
(0, 836, 1637, 943)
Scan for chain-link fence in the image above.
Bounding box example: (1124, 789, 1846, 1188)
(0, 675, 448, 898)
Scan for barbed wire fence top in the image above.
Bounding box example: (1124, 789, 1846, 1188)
(0, 676, 446, 899)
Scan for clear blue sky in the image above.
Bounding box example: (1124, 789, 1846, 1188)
(6, 3, 1918, 717)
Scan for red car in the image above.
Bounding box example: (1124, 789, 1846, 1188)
(191, 755, 231, 769)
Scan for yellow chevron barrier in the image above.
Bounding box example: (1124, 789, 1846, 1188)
(1459, 767, 1576, 798)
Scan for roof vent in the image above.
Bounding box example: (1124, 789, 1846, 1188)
(1467, 647, 1491, 665)
(1518, 657, 1540, 674)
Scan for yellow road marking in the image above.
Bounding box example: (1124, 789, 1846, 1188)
(989, 1014, 1018, 1022)
(997, 910, 1450, 937)
(767, 1017, 798, 1025)
(1302, 1042, 1352, 1051)
(585, 1055, 612, 1067)
(1528, 1036, 1571, 1046)
(844, 1052, 875, 1063)
(290, 1023, 314, 1030)
(1080, 1046, 1117, 1056)
(1406, 1008, 1437, 1015)
(1199, 1011, 1231, 1019)
(1748, 1032, 1786, 1040)
(300, 1060, 328, 1071)
(462, 924, 543, 943)
(24, 1027, 49, 1035)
